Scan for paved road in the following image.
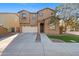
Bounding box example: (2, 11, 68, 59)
(1, 33, 79, 56)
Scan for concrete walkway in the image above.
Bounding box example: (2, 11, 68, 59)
(1, 33, 79, 56)
(66, 31, 79, 35)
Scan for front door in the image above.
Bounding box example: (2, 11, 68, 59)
(11, 27, 15, 32)
(40, 23, 44, 33)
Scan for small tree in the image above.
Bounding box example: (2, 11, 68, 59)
(56, 3, 79, 32)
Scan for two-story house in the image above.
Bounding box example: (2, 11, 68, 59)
(0, 8, 60, 35)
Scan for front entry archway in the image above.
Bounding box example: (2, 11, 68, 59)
(40, 23, 44, 33)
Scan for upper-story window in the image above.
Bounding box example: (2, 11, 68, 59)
(22, 13, 26, 17)
(22, 13, 27, 19)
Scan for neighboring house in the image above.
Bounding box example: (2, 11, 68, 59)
(0, 8, 60, 35)
(0, 13, 20, 33)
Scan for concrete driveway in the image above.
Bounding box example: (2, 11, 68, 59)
(1, 33, 44, 56)
(1, 33, 79, 56)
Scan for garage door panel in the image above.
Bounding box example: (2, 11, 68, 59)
(22, 26, 37, 33)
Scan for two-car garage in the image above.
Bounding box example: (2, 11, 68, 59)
(22, 26, 37, 33)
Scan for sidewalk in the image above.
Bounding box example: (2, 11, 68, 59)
(66, 31, 79, 35)
(41, 33, 79, 56)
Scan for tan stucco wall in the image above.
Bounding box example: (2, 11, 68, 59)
(38, 9, 55, 21)
(19, 8, 60, 35)
(29, 13, 37, 26)
(44, 18, 60, 35)
(37, 9, 60, 35)
(0, 13, 20, 32)
(19, 9, 55, 26)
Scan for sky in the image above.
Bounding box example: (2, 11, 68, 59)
(0, 3, 61, 13)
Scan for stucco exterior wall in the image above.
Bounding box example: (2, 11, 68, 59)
(29, 13, 37, 26)
(19, 8, 60, 35)
(38, 9, 55, 21)
(0, 13, 20, 32)
(44, 18, 60, 35)
(37, 8, 60, 35)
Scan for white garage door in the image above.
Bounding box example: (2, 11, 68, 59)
(22, 26, 37, 33)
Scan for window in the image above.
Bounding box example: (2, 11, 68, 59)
(22, 13, 26, 17)
(21, 13, 27, 19)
